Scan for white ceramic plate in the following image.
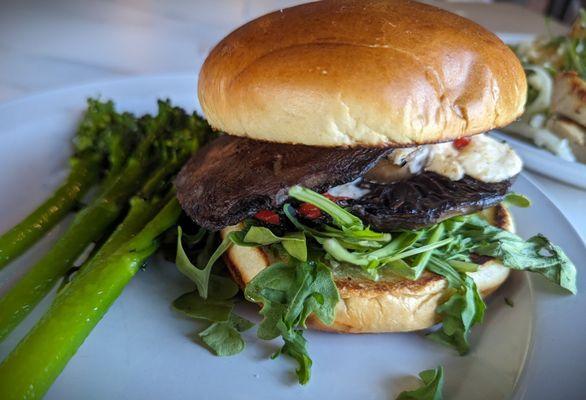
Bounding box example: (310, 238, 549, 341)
(0, 76, 584, 400)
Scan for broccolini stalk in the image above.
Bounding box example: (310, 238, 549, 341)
(0, 198, 182, 400)
(71, 193, 170, 284)
(76, 151, 189, 281)
(0, 100, 208, 341)
(0, 99, 140, 270)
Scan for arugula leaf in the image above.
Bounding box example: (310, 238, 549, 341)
(244, 260, 339, 384)
(244, 226, 307, 261)
(289, 185, 364, 230)
(175, 226, 240, 298)
(448, 260, 479, 273)
(181, 227, 207, 246)
(321, 227, 452, 279)
(323, 238, 370, 266)
(504, 193, 531, 208)
(199, 313, 254, 357)
(410, 224, 446, 280)
(172, 275, 239, 321)
(462, 217, 577, 294)
(282, 203, 390, 248)
(385, 259, 420, 280)
(379, 238, 453, 264)
(173, 291, 233, 322)
(396, 366, 444, 400)
(275, 327, 313, 384)
(426, 257, 485, 355)
(173, 278, 253, 357)
(368, 231, 424, 259)
(282, 189, 574, 355)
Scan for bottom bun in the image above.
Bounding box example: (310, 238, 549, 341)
(222, 204, 514, 333)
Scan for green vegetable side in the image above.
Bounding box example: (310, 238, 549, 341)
(0, 99, 213, 400)
(0, 99, 139, 270)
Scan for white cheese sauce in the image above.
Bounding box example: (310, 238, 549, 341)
(390, 134, 523, 183)
(326, 177, 370, 199)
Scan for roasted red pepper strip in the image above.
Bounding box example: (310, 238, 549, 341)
(453, 137, 471, 150)
(298, 202, 322, 219)
(254, 210, 280, 225)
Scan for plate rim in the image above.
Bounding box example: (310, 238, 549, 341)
(509, 172, 585, 400)
(0, 75, 584, 399)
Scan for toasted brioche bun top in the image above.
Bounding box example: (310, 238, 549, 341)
(199, 0, 526, 147)
(222, 204, 514, 333)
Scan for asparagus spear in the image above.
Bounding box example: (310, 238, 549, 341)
(0, 197, 182, 400)
(0, 99, 139, 269)
(0, 100, 208, 341)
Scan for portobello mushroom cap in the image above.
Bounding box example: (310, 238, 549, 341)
(175, 135, 391, 231)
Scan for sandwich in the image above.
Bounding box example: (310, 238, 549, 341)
(174, 0, 576, 384)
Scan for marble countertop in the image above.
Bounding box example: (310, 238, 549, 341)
(0, 0, 584, 240)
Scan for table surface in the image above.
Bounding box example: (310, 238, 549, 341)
(0, 0, 584, 241)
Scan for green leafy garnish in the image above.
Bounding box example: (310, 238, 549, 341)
(176, 224, 308, 298)
(173, 291, 233, 322)
(175, 226, 241, 298)
(282, 203, 391, 246)
(243, 226, 307, 261)
(289, 185, 363, 230)
(282, 188, 576, 355)
(396, 366, 444, 400)
(199, 313, 254, 356)
(181, 227, 207, 247)
(402, 224, 446, 279)
(322, 238, 370, 266)
(173, 279, 253, 357)
(426, 258, 485, 355)
(461, 216, 577, 294)
(504, 193, 531, 208)
(448, 260, 479, 273)
(244, 260, 339, 384)
(192, 186, 577, 379)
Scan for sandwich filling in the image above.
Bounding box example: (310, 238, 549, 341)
(176, 133, 521, 231)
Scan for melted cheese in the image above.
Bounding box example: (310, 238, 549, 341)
(391, 134, 522, 183)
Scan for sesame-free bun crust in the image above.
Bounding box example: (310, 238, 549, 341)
(199, 0, 526, 147)
(222, 204, 514, 333)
